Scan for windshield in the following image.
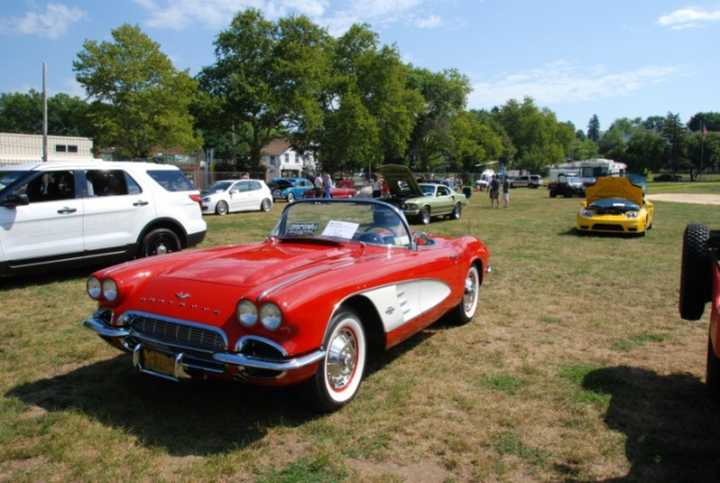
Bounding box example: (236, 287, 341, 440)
(205, 181, 233, 193)
(0, 171, 27, 194)
(274, 200, 411, 248)
(420, 184, 435, 196)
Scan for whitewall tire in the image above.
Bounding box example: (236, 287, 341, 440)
(306, 309, 367, 412)
(453, 265, 480, 324)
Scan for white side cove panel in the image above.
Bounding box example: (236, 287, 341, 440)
(362, 280, 451, 332)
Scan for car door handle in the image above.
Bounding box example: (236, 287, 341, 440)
(133, 200, 149, 207)
(57, 207, 77, 214)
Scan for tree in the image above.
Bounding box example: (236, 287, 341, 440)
(407, 67, 471, 170)
(661, 112, 689, 173)
(587, 114, 600, 142)
(0, 90, 91, 137)
(197, 10, 330, 167)
(688, 112, 720, 132)
(624, 128, 667, 173)
(642, 115, 665, 132)
(688, 132, 720, 173)
(74, 24, 200, 159)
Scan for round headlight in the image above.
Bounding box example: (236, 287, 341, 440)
(237, 300, 258, 327)
(580, 208, 593, 217)
(626, 211, 639, 219)
(259, 303, 282, 331)
(87, 277, 101, 299)
(102, 279, 118, 301)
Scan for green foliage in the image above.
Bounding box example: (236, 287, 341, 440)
(74, 24, 200, 159)
(494, 97, 574, 171)
(0, 90, 92, 137)
(587, 114, 600, 142)
(688, 112, 720, 132)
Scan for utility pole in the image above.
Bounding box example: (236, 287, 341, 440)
(42, 62, 48, 162)
(700, 122, 705, 182)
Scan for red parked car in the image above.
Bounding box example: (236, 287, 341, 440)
(680, 224, 720, 398)
(303, 180, 356, 199)
(83, 199, 490, 411)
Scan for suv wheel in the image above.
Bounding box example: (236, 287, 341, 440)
(215, 201, 229, 216)
(141, 228, 181, 257)
(679, 224, 712, 320)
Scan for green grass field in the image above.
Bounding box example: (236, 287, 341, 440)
(2, 186, 720, 481)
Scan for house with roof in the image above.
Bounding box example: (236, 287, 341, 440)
(0, 132, 97, 166)
(260, 139, 316, 180)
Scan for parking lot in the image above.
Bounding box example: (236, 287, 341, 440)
(2, 186, 720, 481)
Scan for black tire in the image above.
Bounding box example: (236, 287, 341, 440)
(305, 309, 367, 413)
(141, 228, 181, 257)
(215, 201, 229, 216)
(452, 265, 481, 324)
(287, 192, 295, 203)
(452, 203, 462, 220)
(418, 207, 431, 225)
(707, 336, 720, 401)
(679, 224, 712, 320)
(260, 198, 272, 212)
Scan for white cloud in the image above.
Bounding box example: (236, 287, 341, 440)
(134, 0, 442, 35)
(414, 14, 442, 29)
(469, 62, 680, 107)
(658, 7, 720, 30)
(135, 0, 330, 29)
(0, 3, 86, 39)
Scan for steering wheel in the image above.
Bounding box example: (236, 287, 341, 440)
(354, 227, 395, 245)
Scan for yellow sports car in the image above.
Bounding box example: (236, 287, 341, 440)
(576, 175, 654, 235)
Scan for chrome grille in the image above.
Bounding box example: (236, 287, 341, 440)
(130, 314, 226, 352)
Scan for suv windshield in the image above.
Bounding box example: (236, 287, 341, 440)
(0, 171, 28, 194)
(274, 200, 411, 248)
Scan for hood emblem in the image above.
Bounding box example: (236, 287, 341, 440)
(175, 292, 192, 300)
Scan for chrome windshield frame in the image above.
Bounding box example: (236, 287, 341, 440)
(273, 198, 417, 251)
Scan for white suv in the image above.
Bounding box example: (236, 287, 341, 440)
(0, 161, 207, 276)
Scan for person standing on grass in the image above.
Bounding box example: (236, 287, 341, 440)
(489, 175, 499, 208)
(322, 172, 333, 198)
(502, 175, 510, 208)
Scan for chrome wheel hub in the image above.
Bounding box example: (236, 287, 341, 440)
(156, 243, 168, 255)
(326, 327, 357, 390)
(463, 270, 478, 314)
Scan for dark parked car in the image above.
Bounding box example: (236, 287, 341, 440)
(548, 174, 585, 198)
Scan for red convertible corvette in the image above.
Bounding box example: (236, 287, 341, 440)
(83, 199, 490, 411)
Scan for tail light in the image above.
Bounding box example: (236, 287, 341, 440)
(189, 194, 201, 203)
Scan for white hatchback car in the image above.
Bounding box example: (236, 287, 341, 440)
(200, 179, 273, 215)
(0, 161, 207, 277)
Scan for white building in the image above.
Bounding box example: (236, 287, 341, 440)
(0, 132, 96, 166)
(260, 139, 317, 180)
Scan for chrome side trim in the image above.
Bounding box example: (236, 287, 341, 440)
(213, 349, 325, 371)
(83, 317, 130, 338)
(11, 250, 128, 269)
(125, 310, 229, 350)
(235, 335, 289, 357)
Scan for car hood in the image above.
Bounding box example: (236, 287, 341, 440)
(585, 176, 644, 206)
(154, 241, 360, 289)
(378, 164, 424, 199)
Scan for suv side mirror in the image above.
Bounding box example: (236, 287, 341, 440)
(229, 189, 238, 195)
(1, 193, 29, 208)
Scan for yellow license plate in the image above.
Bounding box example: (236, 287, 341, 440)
(143, 348, 175, 376)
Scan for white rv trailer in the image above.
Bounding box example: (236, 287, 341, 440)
(548, 159, 626, 185)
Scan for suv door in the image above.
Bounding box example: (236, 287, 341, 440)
(82, 169, 153, 252)
(0, 169, 84, 263)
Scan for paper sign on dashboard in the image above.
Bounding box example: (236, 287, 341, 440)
(322, 220, 359, 239)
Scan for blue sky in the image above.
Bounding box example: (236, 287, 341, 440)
(1, 0, 718, 132)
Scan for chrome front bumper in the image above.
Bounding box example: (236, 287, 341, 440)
(82, 316, 326, 381)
